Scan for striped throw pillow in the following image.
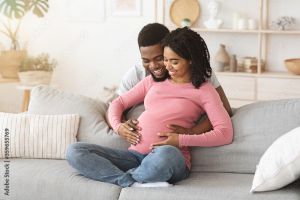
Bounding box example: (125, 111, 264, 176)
(0, 112, 80, 159)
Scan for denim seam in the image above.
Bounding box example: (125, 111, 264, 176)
(89, 150, 139, 163)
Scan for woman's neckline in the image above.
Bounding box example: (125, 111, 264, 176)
(166, 78, 193, 87)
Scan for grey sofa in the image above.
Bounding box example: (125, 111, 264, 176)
(1, 86, 300, 200)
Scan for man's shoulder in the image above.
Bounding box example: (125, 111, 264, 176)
(117, 64, 146, 95)
(207, 70, 220, 88)
(126, 64, 146, 79)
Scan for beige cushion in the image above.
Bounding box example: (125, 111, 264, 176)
(0, 112, 80, 159)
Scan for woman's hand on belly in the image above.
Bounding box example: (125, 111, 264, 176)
(150, 132, 179, 149)
(118, 119, 141, 145)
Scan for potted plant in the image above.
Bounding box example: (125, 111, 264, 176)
(18, 53, 57, 86)
(0, 0, 49, 78)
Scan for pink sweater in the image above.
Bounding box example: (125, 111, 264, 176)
(108, 76, 233, 169)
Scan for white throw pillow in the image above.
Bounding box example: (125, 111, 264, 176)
(251, 127, 300, 192)
(0, 112, 80, 159)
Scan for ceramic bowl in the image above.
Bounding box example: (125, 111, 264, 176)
(284, 58, 300, 75)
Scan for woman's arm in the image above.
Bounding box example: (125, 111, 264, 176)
(178, 83, 233, 147)
(165, 86, 232, 135)
(108, 76, 152, 132)
(151, 83, 233, 148)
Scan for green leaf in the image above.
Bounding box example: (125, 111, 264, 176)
(0, 0, 25, 19)
(29, 0, 48, 17)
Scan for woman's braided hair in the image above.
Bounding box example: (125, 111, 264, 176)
(162, 27, 212, 88)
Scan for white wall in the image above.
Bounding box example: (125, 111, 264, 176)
(1, 0, 300, 112)
(23, 0, 156, 97)
(0, 0, 156, 112)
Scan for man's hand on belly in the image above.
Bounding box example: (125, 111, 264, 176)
(150, 132, 179, 149)
(167, 124, 194, 135)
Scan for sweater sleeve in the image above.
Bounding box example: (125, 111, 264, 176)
(108, 76, 152, 133)
(178, 83, 233, 147)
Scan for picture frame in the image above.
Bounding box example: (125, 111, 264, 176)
(111, 0, 141, 17)
(67, 0, 105, 22)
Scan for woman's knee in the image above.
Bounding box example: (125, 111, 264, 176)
(154, 145, 182, 158)
(153, 145, 186, 170)
(66, 142, 88, 162)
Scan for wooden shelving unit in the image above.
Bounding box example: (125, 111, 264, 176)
(159, 0, 300, 107)
(0, 78, 19, 83)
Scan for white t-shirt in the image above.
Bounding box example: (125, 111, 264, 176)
(117, 64, 221, 95)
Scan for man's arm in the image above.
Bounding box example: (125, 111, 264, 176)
(215, 86, 233, 117)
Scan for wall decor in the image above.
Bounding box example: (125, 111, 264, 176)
(67, 0, 105, 22)
(111, 0, 141, 17)
(204, 0, 223, 29)
(170, 0, 200, 27)
(271, 16, 296, 30)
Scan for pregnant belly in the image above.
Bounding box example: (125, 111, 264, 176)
(129, 114, 169, 154)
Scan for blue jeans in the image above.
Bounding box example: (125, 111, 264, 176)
(66, 142, 189, 187)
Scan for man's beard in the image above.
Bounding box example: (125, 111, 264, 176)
(150, 71, 170, 82)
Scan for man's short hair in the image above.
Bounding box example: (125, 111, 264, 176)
(138, 23, 170, 47)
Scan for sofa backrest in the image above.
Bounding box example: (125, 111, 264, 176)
(28, 86, 300, 174)
(28, 86, 130, 150)
(191, 98, 300, 173)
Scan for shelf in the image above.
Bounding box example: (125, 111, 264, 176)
(191, 28, 300, 35)
(0, 78, 19, 83)
(191, 28, 260, 34)
(216, 71, 300, 79)
(261, 30, 300, 34)
(161, 0, 300, 107)
(216, 72, 256, 77)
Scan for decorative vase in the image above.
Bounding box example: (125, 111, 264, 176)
(229, 54, 237, 72)
(18, 71, 53, 86)
(181, 18, 191, 27)
(214, 44, 230, 71)
(0, 50, 27, 78)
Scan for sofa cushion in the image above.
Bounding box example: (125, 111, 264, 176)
(0, 159, 121, 200)
(119, 172, 300, 200)
(251, 126, 300, 192)
(191, 98, 300, 173)
(0, 112, 79, 159)
(28, 86, 130, 150)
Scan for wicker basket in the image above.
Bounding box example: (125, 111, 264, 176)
(0, 50, 27, 78)
(18, 71, 53, 86)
